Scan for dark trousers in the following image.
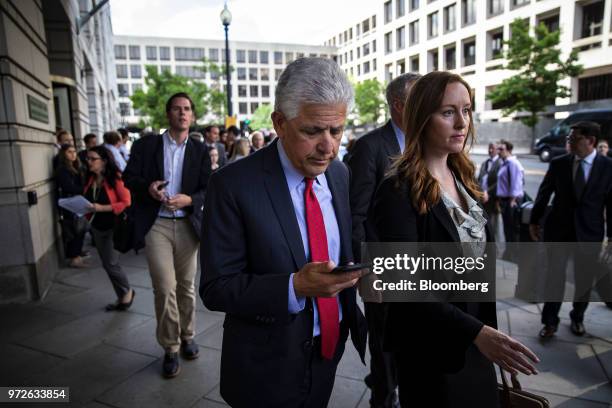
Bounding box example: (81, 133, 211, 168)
(499, 198, 519, 261)
(91, 227, 130, 299)
(364, 302, 398, 408)
(541, 243, 602, 326)
(60, 217, 85, 259)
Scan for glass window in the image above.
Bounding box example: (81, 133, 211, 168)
(445, 46, 456, 70)
(462, 0, 476, 26)
(373, 40, 377, 52)
(262, 85, 270, 97)
(209, 48, 219, 62)
(396, 26, 406, 50)
(239, 102, 247, 114)
(384, 1, 392, 23)
(237, 50, 246, 63)
(238, 85, 247, 97)
(489, 0, 503, 16)
(275, 69, 283, 80)
(160, 65, 171, 73)
(260, 68, 269, 81)
(249, 68, 258, 80)
(119, 103, 130, 116)
(130, 65, 141, 78)
(250, 102, 259, 113)
(491, 31, 503, 59)
(410, 0, 419, 12)
(444, 4, 456, 32)
(409, 20, 419, 45)
(250, 85, 259, 97)
(114, 45, 126, 60)
(363, 43, 370, 56)
(117, 83, 129, 97)
(285, 52, 294, 63)
(363, 61, 371, 74)
(159, 47, 170, 60)
(248, 50, 258, 63)
(363, 18, 370, 33)
(410, 55, 419, 72)
(260, 51, 269, 64)
(397, 0, 405, 18)
(145, 46, 157, 60)
(372, 15, 377, 29)
(581, 1, 604, 38)
(174, 47, 205, 61)
(129, 45, 140, 60)
(385, 32, 393, 54)
(237, 67, 246, 80)
(274, 51, 283, 64)
(296, 52, 304, 59)
(116, 64, 128, 78)
(428, 12, 439, 38)
(132, 83, 142, 93)
(463, 39, 476, 66)
(429, 49, 439, 71)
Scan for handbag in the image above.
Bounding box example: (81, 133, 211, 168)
(497, 366, 549, 408)
(113, 207, 134, 253)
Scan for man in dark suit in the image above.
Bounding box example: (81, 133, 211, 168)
(530, 121, 612, 338)
(204, 125, 227, 166)
(123, 92, 211, 377)
(347, 72, 419, 408)
(477, 142, 502, 241)
(200, 58, 367, 408)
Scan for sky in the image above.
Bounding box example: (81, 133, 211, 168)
(110, 0, 377, 45)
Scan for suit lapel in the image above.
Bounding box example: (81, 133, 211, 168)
(381, 120, 401, 157)
(325, 163, 351, 265)
(431, 201, 461, 242)
(181, 139, 194, 193)
(155, 134, 164, 181)
(580, 153, 603, 201)
(263, 141, 307, 269)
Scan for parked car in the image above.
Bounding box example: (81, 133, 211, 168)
(534, 108, 612, 162)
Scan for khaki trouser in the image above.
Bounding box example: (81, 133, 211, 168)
(145, 218, 199, 353)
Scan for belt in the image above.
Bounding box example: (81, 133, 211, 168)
(159, 215, 187, 220)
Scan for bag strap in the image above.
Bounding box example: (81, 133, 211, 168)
(498, 365, 522, 390)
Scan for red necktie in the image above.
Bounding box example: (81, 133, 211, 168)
(304, 177, 339, 360)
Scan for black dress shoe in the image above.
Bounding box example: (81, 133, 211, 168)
(105, 289, 135, 312)
(539, 324, 557, 338)
(570, 320, 586, 336)
(605, 302, 612, 310)
(163, 352, 180, 378)
(181, 339, 199, 360)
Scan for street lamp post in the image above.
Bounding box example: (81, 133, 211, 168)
(220, 3, 233, 117)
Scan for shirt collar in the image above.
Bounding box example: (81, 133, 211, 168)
(164, 131, 188, 147)
(390, 120, 405, 153)
(576, 149, 596, 164)
(277, 139, 326, 191)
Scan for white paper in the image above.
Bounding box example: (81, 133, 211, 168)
(58, 195, 93, 217)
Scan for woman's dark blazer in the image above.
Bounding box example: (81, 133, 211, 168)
(371, 174, 497, 374)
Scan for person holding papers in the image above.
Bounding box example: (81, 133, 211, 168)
(84, 146, 134, 311)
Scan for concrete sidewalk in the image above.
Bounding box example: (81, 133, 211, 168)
(1, 247, 611, 407)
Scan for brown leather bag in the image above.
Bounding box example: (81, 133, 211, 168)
(498, 367, 550, 408)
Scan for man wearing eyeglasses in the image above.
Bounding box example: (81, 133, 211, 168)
(496, 139, 524, 261)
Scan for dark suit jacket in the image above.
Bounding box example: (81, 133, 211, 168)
(123, 133, 211, 250)
(347, 120, 401, 261)
(530, 153, 612, 242)
(371, 175, 497, 374)
(477, 156, 501, 199)
(199, 140, 367, 407)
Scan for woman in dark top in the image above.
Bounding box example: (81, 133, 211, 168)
(56, 144, 86, 268)
(371, 71, 539, 407)
(84, 146, 134, 311)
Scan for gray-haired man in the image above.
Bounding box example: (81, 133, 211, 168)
(347, 72, 420, 408)
(200, 58, 367, 407)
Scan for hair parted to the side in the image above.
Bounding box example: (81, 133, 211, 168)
(390, 71, 482, 214)
(274, 57, 353, 120)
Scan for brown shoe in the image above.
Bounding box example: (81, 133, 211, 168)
(539, 324, 557, 338)
(68, 256, 88, 268)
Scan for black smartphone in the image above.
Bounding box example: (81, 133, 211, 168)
(331, 263, 372, 274)
(156, 181, 170, 191)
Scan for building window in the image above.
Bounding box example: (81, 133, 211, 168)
(275, 69, 283, 80)
(132, 84, 142, 94)
(539, 14, 559, 34)
(160, 65, 171, 73)
(396, 26, 406, 50)
(350, 50, 354, 61)
(260, 68, 269, 81)
(239, 102, 247, 114)
(237, 67, 246, 80)
(364, 61, 371, 74)
(372, 15, 377, 28)
(211, 70, 220, 80)
(410, 55, 419, 72)
(209, 48, 219, 62)
(384, 1, 392, 23)
(175, 66, 204, 79)
(297, 52, 304, 58)
(118, 83, 129, 97)
(357, 47, 361, 59)
(511, 0, 529, 8)
(429, 49, 439, 71)
(385, 32, 393, 54)
(578, 73, 612, 102)
(463, 38, 476, 66)
(175, 47, 205, 61)
(397, 59, 405, 75)
(410, 0, 419, 12)
(129, 45, 140, 60)
(119, 103, 130, 116)
(428, 12, 439, 38)
(250, 102, 259, 113)
(491, 31, 503, 59)
(237, 50, 246, 63)
(130, 65, 142, 78)
(397, 0, 405, 18)
(249, 68, 258, 80)
(488, 0, 503, 16)
(409, 20, 419, 45)
(445, 46, 456, 70)
(114, 45, 126, 60)
(581, 1, 604, 38)
(373, 40, 377, 52)
(250, 85, 258, 97)
(159, 47, 170, 60)
(285, 52, 294, 63)
(260, 51, 269, 64)
(262, 85, 270, 98)
(462, 0, 476, 26)
(116, 64, 128, 78)
(248, 50, 258, 63)
(274, 51, 283, 64)
(373, 58, 377, 71)
(363, 43, 371, 56)
(357, 65, 361, 76)
(363, 18, 370, 33)
(145, 46, 157, 60)
(238, 85, 247, 97)
(444, 4, 456, 33)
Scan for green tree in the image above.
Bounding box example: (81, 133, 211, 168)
(489, 19, 583, 135)
(198, 60, 233, 120)
(250, 104, 273, 130)
(354, 79, 385, 125)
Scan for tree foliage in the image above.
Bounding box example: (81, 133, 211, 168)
(488, 19, 583, 128)
(250, 104, 273, 130)
(130, 59, 229, 129)
(354, 79, 385, 125)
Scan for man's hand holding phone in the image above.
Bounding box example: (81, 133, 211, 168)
(293, 261, 366, 298)
(148, 180, 169, 201)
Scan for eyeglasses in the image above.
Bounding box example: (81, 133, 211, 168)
(86, 157, 101, 162)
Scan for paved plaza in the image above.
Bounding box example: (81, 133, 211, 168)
(1, 245, 611, 407)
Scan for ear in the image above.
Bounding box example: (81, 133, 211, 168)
(271, 111, 287, 138)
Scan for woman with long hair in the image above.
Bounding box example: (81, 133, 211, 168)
(372, 71, 539, 407)
(84, 146, 134, 311)
(228, 138, 250, 163)
(56, 144, 86, 267)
